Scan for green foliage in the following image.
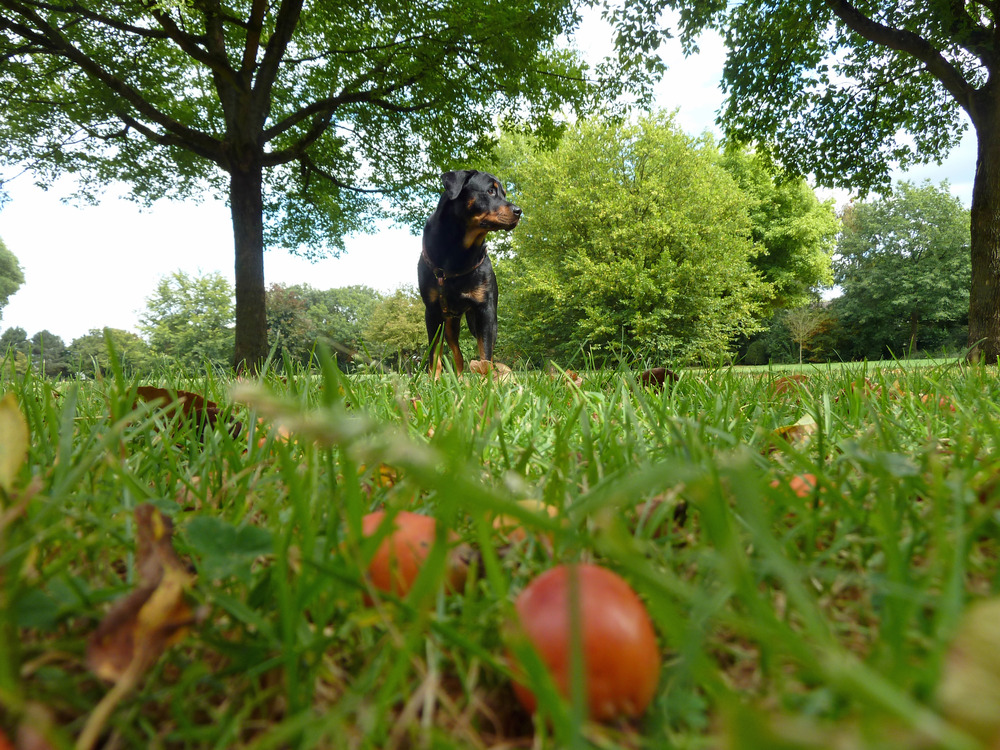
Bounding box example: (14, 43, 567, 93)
(491, 113, 773, 365)
(608, 2, 971, 192)
(265, 283, 316, 366)
(721, 149, 838, 311)
(28, 330, 70, 378)
(67, 328, 153, 376)
(363, 287, 426, 367)
(0, 236, 24, 315)
(301, 284, 382, 365)
(139, 271, 235, 370)
(0, 1, 630, 249)
(834, 181, 971, 359)
(266, 283, 384, 369)
(0, 326, 27, 354)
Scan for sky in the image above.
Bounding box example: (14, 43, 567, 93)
(0, 12, 979, 344)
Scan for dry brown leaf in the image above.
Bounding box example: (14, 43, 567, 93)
(639, 367, 679, 390)
(469, 360, 513, 381)
(86, 504, 196, 683)
(79, 504, 200, 750)
(135, 386, 242, 439)
(768, 374, 808, 396)
(769, 414, 818, 451)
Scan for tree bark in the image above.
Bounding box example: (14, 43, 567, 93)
(967, 115, 1000, 364)
(230, 165, 269, 372)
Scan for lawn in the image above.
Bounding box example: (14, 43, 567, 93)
(2, 356, 999, 749)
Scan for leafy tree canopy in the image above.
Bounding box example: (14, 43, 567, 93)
(363, 287, 426, 367)
(67, 328, 153, 377)
(0, 236, 24, 315)
(139, 270, 235, 371)
(609, 1, 970, 192)
(720, 149, 838, 311)
(29, 329, 70, 377)
(0, 325, 26, 353)
(834, 180, 971, 358)
(489, 112, 773, 365)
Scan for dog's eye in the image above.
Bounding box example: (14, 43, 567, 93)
(488, 187, 497, 196)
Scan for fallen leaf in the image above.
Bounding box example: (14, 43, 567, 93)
(135, 386, 242, 439)
(770, 414, 818, 449)
(0, 392, 29, 494)
(80, 504, 202, 750)
(769, 473, 820, 500)
(938, 597, 1000, 744)
(769, 374, 808, 396)
(469, 360, 513, 381)
(86, 504, 197, 683)
(639, 367, 679, 390)
(546, 364, 584, 387)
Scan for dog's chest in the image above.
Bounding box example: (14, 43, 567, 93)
(428, 282, 488, 317)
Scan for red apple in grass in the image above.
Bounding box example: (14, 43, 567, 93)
(510, 563, 660, 722)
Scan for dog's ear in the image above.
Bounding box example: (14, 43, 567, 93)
(441, 170, 476, 200)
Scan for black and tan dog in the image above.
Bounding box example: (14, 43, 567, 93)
(418, 169, 521, 376)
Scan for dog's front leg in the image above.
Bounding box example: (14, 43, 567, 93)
(444, 317, 465, 376)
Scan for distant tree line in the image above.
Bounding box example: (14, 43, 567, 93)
(0, 276, 428, 378)
(742, 181, 971, 365)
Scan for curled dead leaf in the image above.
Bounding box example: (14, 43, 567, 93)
(639, 367, 679, 390)
(469, 360, 513, 381)
(769, 374, 808, 397)
(771, 414, 817, 448)
(86, 504, 197, 683)
(136, 386, 243, 439)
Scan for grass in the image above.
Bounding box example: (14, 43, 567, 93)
(2, 355, 999, 749)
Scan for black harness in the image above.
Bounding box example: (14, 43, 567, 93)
(420, 247, 488, 317)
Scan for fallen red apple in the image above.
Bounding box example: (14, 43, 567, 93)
(769, 472, 818, 498)
(361, 511, 466, 599)
(510, 563, 660, 721)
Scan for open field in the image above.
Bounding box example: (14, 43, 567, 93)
(2, 357, 999, 749)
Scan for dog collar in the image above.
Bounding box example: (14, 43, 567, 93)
(421, 247, 488, 286)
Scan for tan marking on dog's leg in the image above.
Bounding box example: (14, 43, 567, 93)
(444, 318, 464, 376)
(431, 334, 446, 379)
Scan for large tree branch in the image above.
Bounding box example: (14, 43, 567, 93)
(297, 154, 384, 193)
(825, 0, 978, 113)
(0, 0, 224, 161)
(260, 87, 433, 167)
(118, 112, 220, 161)
(240, 0, 267, 81)
(940, 0, 996, 63)
(13, 0, 179, 40)
(251, 0, 302, 123)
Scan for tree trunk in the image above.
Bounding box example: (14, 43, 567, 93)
(967, 118, 1000, 364)
(230, 165, 269, 372)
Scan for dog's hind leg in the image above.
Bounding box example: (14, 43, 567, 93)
(467, 308, 496, 362)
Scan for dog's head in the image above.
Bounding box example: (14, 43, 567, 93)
(441, 169, 522, 232)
